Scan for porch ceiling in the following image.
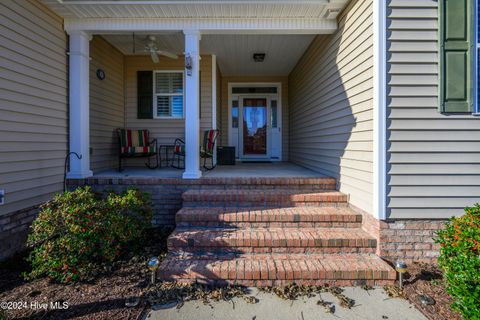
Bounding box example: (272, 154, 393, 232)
(102, 33, 316, 76)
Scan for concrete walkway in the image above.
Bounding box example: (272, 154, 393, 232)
(145, 287, 426, 320)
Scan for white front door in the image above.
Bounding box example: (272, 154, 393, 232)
(228, 83, 282, 161)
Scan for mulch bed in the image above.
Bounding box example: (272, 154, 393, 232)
(401, 262, 462, 320)
(0, 227, 172, 320)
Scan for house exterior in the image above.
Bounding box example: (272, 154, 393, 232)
(0, 0, 479, 282)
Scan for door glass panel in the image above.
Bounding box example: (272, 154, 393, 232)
(232, 100, 239, 128)
(243, 98, 267, 155)
(271, 100, 278, 128)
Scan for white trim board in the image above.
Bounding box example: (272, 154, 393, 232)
(373, 0, 387, 220)
(63, 18, 338, 34)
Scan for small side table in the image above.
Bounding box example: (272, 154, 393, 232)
(159, 145, 175, 168)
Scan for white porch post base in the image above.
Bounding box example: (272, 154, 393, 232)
(183, 30, 202, 179)
(67, 31, 93, 179)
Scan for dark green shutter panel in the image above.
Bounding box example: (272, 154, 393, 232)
(137, 71, 153, 119)
(439, 0, 473, 113)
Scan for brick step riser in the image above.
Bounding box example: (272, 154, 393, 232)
(176, 222, 363, 228)
(158, 278, 394, 287)
(158, 257, 396, 286)
(182, 202, 349, 208)
(167, 247, 377, 254)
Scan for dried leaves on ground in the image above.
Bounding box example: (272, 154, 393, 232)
(145, 281, 253, 308)
(259, 283, 355, 309)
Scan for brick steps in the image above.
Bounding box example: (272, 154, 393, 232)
(159, 253, 396, 287)
(176, 207, 362, 228)
(168, 227, 377, 254)
(159, 178, 396, 286)
(182, 190, 348, 208)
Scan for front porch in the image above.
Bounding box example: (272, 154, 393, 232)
(90, 162, 326, 179)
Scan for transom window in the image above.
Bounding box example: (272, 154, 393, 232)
(153, 71, 184, 118)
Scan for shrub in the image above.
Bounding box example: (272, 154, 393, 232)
(435, 204, 480, 320)
(25, 187, 152, 283)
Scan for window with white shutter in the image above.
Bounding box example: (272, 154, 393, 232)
(153, 71, 184, 118)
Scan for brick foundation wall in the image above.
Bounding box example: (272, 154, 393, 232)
(81, 182, 189, 226)
(67, 177, 334, 227)
(0, 206, 38, 261)
(358, 206, 447, 264)
(378, 220, 446, 264)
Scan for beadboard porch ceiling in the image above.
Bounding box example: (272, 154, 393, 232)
(102, 33, 316, 76)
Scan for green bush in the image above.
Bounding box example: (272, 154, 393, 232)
(25, 187, 152, 283)
(435, 204, 480, 320)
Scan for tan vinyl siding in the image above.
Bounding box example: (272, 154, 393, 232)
(89, 36, 125, 172)
(124, 55, 212, 166)
(387, 0, 480, 219)
(0, 0, 67, 215)
(220, 76, 289, 161)
(288, 0, 374, 214)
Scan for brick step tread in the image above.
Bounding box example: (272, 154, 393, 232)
(176, 207, 362, 224)
(168, 227, 376, 248)
(158, 253, 396, 283)
(182, 190, 348, 203)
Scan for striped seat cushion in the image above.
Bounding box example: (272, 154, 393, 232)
(174, 145, 185, 154)
(201, 129, 219, 156)
(118, 129, 149, 148)
(121, 146, 156, 155)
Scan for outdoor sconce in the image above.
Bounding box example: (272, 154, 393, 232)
(148, 257, 160, 285)
(395, 259, 408, 289)
(185, 54, 193, 76)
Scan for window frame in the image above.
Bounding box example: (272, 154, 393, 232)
(152, 70, 185, 119)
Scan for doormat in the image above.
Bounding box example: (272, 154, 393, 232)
(241, 161, 272, 163)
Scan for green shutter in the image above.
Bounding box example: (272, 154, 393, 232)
(439, 0, 474, 113)
(137, 71, 153, 119)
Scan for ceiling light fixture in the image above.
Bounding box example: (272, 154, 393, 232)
(253, 53, 266, 62)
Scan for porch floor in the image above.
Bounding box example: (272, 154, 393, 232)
(93, 162, 326, 179)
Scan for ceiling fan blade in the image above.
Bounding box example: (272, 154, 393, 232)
(150, 50, 160, 63)
(157, 50, 178, 60)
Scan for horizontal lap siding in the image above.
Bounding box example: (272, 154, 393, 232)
(90, 36, 125, 172)
(0, 0, 67, 215)
(387, 0, 480, 219)
(124, 55, 212, 166)
(288, 0, 374, 214)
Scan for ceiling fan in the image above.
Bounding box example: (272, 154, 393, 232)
(144, 35, 178, 63)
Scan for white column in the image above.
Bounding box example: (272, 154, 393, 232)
(183, 30, 202, 179)
(67, 31, 93, 179)
(211, 54, 217, 166)
(373, 0, 387, 220)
